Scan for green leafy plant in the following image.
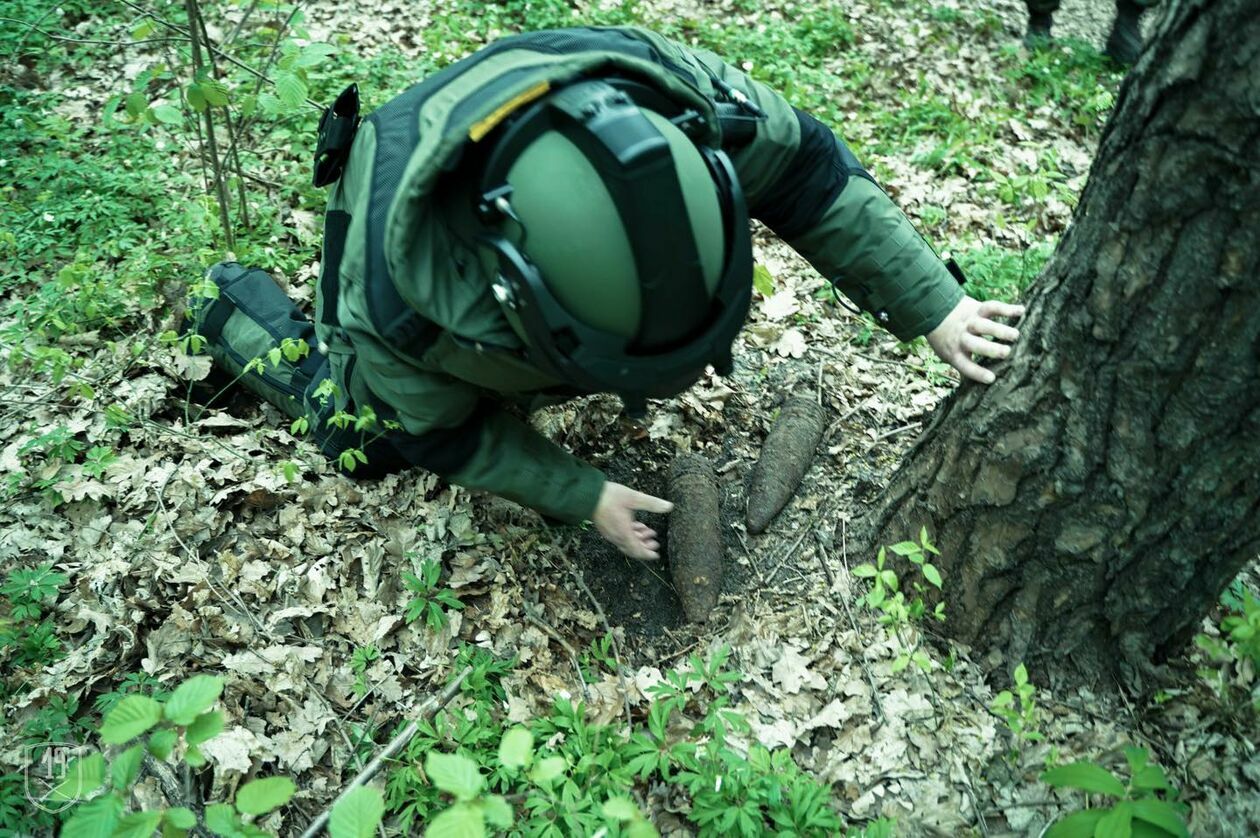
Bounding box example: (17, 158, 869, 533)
(92, 671, 172, 716)
(80, 445, 117, 479)
(1042, 747, 1188, 837)
(579, 631, 618, 682)
(385, 645, 846, 836)
(1, 564, 67, 623)
(1194, 588, 1260, 713)
(1220, 592, 1260, 664)
(403, 560, 464, 632)
(640, 647, 840, 836)
(0, 770, 55, 836)
(679, 740, 842, 836)
(990, 663, 1043, 757)
(990, 153, 1073, 211)
(852, 528, 944, 673)
(329, 785, 386, 838)
(1, 564, 68, 687)
(53, 673, 324, 837)
(267, 336, 311, 368)
(752, 263, 776, 297)
(351, 645, 380, 698)
(423, 746, 516, 836)
(21, 697, 96, 758)
(1007, 38, 1121, 130)
(848, 818, 898, 837)
(954, 241, 1053, 304)
(19, 425, 85, 466)
(315, 403, 400, 473)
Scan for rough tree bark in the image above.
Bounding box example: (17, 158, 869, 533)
(864, 0, 1260, 691)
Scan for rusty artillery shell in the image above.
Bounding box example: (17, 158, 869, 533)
(746, 396, 828, 534)
(667, 453, 722, 622)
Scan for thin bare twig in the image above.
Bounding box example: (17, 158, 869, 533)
(813, 531, 835, 588)
(955, 753, 992, 838)
(836, 518, 885, 725)
(853, 351, 932, 374)
(195, 7, 251, 232)
(8, 6, 60, 62)
(249, 0, 308, 100)
(0, 19, 188, 47)
(116, 0, 322, 110)
(184, 0, 234, 250)
(153, 467, 388, 838)
(983, 799, 1057, 814)
(298, 667, 472, 838)
(143, 756, 208, 837)
(563, 558, 633, 730)
(138, 418, 252, 463)
(523, 606, 591, 701)
(734, 528, 767, 584)
(893, 624, 943, 719)
(652, 639, 700, 668)
(872, 421, 922, 442)
(238, 169, 283, 189)
(235, 0, 316, 137)
(768, 520, 817, 583)
(224, 0, 263, 46)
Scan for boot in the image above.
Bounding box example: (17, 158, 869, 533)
(1106, 0, 1146, 65)
(1024, 11, 1053, 47)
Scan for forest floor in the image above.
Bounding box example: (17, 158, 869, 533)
(0, 0, 1256, 836)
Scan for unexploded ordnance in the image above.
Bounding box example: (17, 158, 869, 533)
(746, 396, 828, 534)
(667, 453, 723, 622)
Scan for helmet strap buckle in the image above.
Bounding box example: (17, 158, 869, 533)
(491, 277, 518, 310)
(668, 108, 708, 139)
(477, 185, 520, 225)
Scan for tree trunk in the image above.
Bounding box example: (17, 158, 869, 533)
(864, 0, 1260, 691)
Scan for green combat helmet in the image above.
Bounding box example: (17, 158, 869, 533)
(472, 78, 753, 416)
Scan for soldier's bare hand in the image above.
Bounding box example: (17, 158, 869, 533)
(592, 481, 673, 561)
(926, 295, 1026, 384)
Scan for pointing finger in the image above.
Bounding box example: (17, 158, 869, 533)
(631, 491, 674, 514)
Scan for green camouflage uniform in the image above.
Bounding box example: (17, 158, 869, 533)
(195, 26, 964, 524)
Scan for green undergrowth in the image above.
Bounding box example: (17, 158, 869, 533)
(0, 0, 1094, 492)
(0, 0, 1122, 379)
(17, 638, 895, 837)
(954, 240, 1054, 303)
(0, 0, 1132, 833)
(382, 645, 891, 837)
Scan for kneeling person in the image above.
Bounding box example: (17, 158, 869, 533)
(191, 26, 1024, 560)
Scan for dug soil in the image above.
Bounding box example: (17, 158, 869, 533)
(575, 430, 755, 645)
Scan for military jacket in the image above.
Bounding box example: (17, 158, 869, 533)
(314, 26, 963, 524)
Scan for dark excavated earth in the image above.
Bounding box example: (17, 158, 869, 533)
(575, 432, 754, 646)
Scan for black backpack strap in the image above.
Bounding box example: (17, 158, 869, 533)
(318, 209, 351, 329)
(313, 84, 361, 187)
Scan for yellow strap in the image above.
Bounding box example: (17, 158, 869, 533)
(468, 81, 552, 142)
